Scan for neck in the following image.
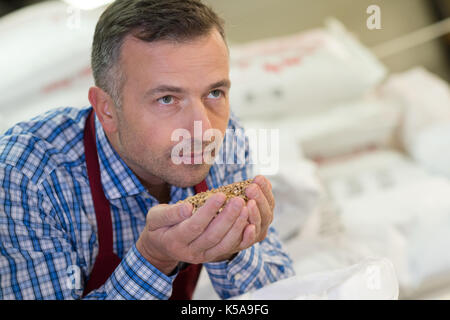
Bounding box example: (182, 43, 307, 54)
(143, 180, 171, 204)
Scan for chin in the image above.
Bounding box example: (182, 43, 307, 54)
(167, 163, 212, 188)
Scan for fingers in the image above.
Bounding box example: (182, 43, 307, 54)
(176, 192, 227, 243)
(146, 202, 193, 231)
(247, 199, 261, 239)
(189, 197, 245, 251)
(203, 206, 250, 261)
(239, 223, 256, 250)
(245, 180, 273, 230)
(252, 175, 275, 211)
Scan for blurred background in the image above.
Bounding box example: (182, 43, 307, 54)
(1, 0, 450, 300)
(1, 0, 449, 80)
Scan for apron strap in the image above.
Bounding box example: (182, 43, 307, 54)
(82, 109, 206, 299)
(82, 109, 121, 296)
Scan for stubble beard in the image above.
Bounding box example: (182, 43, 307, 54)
(117, 133, 213, 188)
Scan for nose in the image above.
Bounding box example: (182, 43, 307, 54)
(188, 99, 213, 138)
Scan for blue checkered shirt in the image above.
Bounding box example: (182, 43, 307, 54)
(0, 106, 294, 300)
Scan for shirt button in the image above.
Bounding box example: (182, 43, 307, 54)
(234, 274, 242, 281)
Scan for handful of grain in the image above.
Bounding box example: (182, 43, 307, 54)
(180, 179, 253, 213)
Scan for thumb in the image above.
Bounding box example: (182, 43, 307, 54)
(146, 202, 193, 231)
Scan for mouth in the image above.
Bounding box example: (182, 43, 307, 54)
(174, 151, 204, 164)
(170, 142, 218, 165)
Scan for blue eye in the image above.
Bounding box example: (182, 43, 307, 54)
(158, 96, 174, 105)
(208, 90, 223, 99)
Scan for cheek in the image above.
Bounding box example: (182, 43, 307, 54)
(144, 122, 185, 160)
(119, 116, 169, 158)
(138, 126, 173, 157)
(210, 110, 229, 137)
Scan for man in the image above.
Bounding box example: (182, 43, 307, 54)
(0, 0, 294, 299)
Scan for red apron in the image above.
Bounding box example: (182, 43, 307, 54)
(82, 109, 204, 299)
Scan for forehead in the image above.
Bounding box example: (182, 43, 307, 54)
(119, 30, 229, 89)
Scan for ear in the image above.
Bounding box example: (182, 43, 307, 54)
(88, 86, 118, 134)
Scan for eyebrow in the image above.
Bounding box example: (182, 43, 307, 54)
(144, 79, 231, 98)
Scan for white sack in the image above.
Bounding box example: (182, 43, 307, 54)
(0, 1, 103, 122)
(241, 94, 401, 163)
(229, 20, 387, 120)
(379, 67, 450, 177)
(412, 123, 450, 178)
(240, 118, 323, 241)
(231, 257, 398, 300)
(318, 150, 450, 297)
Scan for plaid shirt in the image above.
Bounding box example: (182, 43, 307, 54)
(0, 106, 294, 300)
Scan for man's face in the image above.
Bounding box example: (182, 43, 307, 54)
(110, 29, 230, 188)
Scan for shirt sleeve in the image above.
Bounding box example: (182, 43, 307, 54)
(0, 163, 176, 300)
(203, 113, 296, 299)
(84, 245, 177, 300)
